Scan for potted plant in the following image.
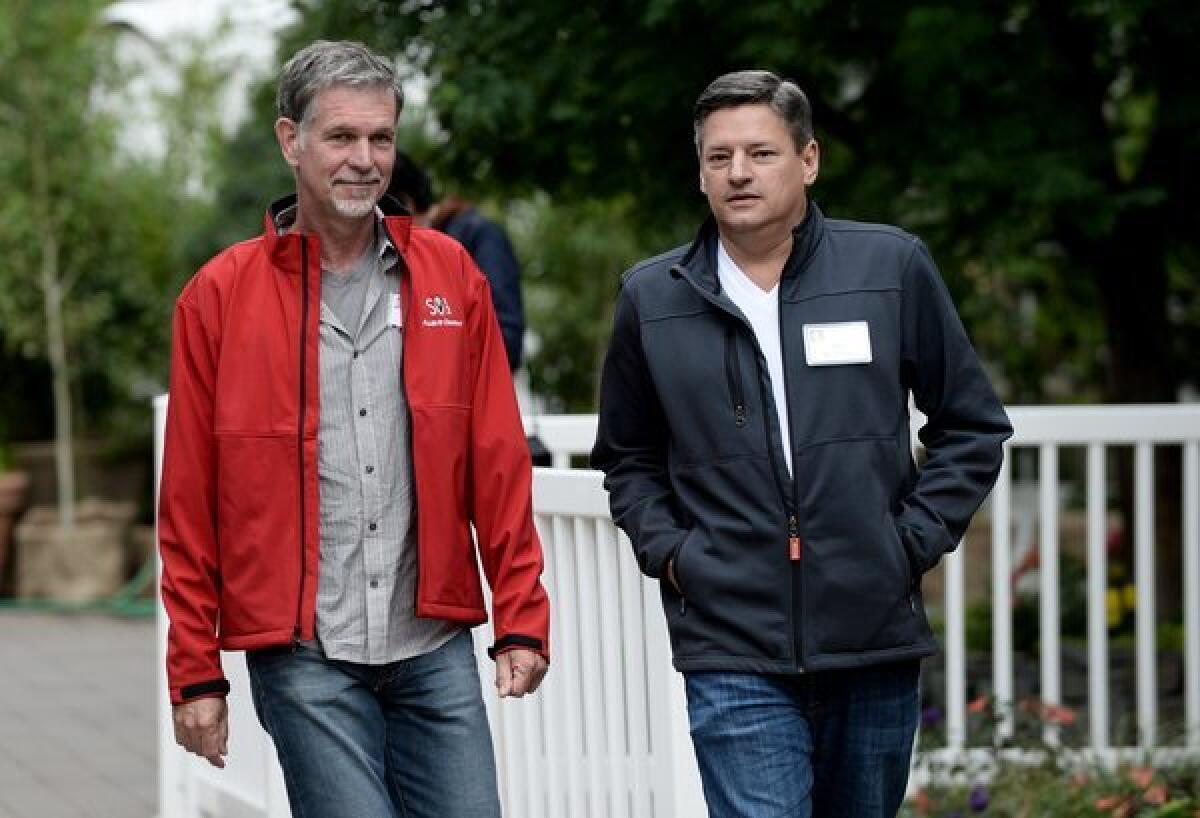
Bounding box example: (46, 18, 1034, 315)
(0, 442, 32, 593)
(0, 3, 207, 602)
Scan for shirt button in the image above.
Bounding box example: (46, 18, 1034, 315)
(368, 522, 377, 532)
(370, 579, 379, 589)
(365, 465, 374, 475)
(353, 350, 360, 359)
(359, 408, 367, 417)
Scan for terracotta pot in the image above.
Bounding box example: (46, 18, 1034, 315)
(14, 499, 136, 603)
(0, 471, 32, 591)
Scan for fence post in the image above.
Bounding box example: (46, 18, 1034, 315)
(154, 395, 188, 818)
(665, 667, 706, 817)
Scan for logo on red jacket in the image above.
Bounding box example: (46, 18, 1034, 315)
(422, 294, 463, 328)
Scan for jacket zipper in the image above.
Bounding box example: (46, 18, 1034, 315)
(399, 265, 422, 607)
(753, 365, 791, 526)
(294, 238, 310, 640)
(789, 515, 801, 560)
(725, 326, 747, 427)
(749, 342, 801, 669)
(672, 262, 800, 664)
(777, 285, 804, 669)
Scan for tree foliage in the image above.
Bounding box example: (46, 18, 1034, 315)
(0, 1, 224, 504)
(235, 0, 1200, 409)
(506, 194, 646, 411)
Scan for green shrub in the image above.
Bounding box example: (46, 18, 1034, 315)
(909, 696, 1200, 816)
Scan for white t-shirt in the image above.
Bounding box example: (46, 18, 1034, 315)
(716, 240, 793, 477)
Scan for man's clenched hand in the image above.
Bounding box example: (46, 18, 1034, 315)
(173, 697, 229, 768)
(495, 648, 548, 698)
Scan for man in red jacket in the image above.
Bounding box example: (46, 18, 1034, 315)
(159, 40, 549, 817)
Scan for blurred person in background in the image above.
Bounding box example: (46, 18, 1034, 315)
(387, 152, 525, 371)
(158, 39, 548, 818)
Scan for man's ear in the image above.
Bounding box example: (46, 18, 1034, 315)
(275, 117, 301, 168)
(699, 171, 707, 195)
(802, 139, 820, 186)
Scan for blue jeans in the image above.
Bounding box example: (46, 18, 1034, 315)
(685, 662, 920, 818)
(246, 630, 501, 818)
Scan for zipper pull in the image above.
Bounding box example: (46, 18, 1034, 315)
(734, 405, 747, 427)
(788, 515, 802, 561)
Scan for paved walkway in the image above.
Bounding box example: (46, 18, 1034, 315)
(0, 611, 156, 818)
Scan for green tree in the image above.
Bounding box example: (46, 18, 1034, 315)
(0, 1, 223, 524)
(275, 0, 1198, 405)
(508, 194, 646, 410)
(221, 0, 1199, 616)
(207, 3, 695, 411)
(0, 0, 123, 525)
(211, 0, 1200, 408)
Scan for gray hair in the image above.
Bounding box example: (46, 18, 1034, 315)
(277, 40, 403, 126)
(693, 70, 813, 151)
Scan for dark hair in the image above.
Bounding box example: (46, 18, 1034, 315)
(277, 40, 403, 126)
(387, 151, 435, 213)
(693, 70, 813, 151)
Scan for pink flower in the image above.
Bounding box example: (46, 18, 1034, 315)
(1129, 766, 1154, 789)
(1143, 783, 1168, 805)
(909, 789, 933, 816)
(1041, 703, 1077, 726)
(1096, 794, 1133, 817)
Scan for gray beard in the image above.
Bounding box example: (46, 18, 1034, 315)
(333, 196, 376, 219)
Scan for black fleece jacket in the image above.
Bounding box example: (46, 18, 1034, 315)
(592, 203, 1012, 674)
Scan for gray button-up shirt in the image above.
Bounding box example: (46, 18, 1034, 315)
(282, 209, 461, 664)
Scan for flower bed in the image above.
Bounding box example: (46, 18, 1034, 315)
(907, 696, 1200, 817)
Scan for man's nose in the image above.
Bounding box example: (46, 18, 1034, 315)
(729, 151, 751, 182)
(347, 138, 373, 169)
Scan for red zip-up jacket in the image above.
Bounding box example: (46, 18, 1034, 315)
(159, 196, 550, 705)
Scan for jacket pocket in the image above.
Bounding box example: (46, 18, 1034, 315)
(410, 404, 485, 614)
(893, 518, 919, 589)
(796, 438, 926, 656)
(663, 457, 793, 662)
(724, 325, 747, 428)
(215, 433, 301, 638)
(894, 521, 927, 635)
(668, 528, 697, 615)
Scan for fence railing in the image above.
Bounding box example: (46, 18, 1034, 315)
(156, 402, 1200, 816)
(485, 469, 705, 817)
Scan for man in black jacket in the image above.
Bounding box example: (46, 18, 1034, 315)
(387, 152, 525, 371)
(592, 70, 1012, 818)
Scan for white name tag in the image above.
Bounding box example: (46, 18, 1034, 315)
(803, 321, 872, 366)
(389, 293, 403, 328)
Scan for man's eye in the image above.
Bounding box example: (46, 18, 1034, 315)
(753, 150, 777, 159)
(371, 134, 394, 145)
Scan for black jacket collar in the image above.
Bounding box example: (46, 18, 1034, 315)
(677, 201, 826, 298)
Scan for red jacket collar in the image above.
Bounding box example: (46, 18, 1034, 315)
(262, 194, 415, 274)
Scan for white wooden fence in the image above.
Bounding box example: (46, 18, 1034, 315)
(155, 401, 1200, 816)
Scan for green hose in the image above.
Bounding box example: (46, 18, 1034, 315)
(0, 552, 157, 617)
